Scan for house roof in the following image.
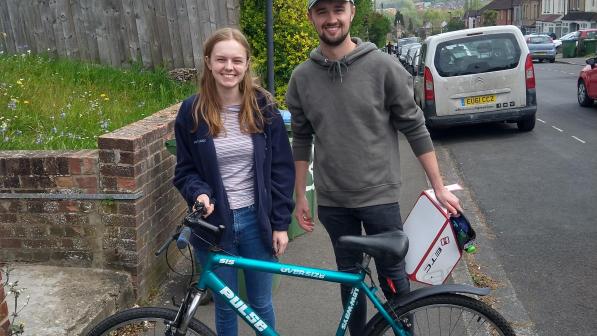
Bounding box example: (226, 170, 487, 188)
(561, 11, 597, 21)
(512, 0, 522, 6)
(536, 14, 563, 22)
(481, 0, 513, 11)
(464, 9, 481, 18)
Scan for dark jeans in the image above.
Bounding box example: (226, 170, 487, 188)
(318, 203, 410, 336)
(196, 205, 275, 336)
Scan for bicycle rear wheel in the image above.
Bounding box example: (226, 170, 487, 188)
(87, 306, 215, 336)
(367, 294, 515, 336)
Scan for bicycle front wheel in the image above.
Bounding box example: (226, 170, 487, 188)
(87, 307, 216, 336)
(367, 293, 515, 336)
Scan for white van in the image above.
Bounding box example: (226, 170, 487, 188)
(413, 25, 537, 131)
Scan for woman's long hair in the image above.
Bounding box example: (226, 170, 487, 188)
(192, 27, 272, 136)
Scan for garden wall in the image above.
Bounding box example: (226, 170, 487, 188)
(0, 103, 186, 298)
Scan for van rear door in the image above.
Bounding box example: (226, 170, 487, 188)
(431, 32, 527, 117)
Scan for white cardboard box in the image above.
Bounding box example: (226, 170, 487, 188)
(403, 184, 462, 285)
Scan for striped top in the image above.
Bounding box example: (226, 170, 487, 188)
(213, 105, 255, 209)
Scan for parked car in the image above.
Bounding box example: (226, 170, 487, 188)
(396, 37, 420, 58)
(553, 31, 576, 52)
(405, 44, 421, 74)
(555, 29, 597, 53)
(577, 56, 597, 106)
(399, 43, 419, 64)
(525, 34, 556, 63)
(413, 25, 537, 131)
(411, 49, 421, 76)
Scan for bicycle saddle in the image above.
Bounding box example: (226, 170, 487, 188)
(337, 231, 409, 266)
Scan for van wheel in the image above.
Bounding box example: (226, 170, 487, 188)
(549, 58, 555, 63)
(517, 115, 535, 132)
(578, 81, 593, 107)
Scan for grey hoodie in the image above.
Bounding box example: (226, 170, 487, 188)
(286, 38, 433, 208)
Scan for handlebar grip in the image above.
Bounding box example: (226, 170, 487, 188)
(155, 238, 171, 256)
(185, 213, 221, 233)
(176, 226, 192, 250)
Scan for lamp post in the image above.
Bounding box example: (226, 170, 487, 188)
(266, 0, 274, 95)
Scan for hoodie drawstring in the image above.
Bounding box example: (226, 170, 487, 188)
(325, 58, 349, 83)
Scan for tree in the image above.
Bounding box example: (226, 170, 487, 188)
(482, 10, 498, 26)
(351, 0, 374, 40)
(447, 17, 465, 31)
(369, 12, 392, 47)
(240, 0, 318, 105)
(394, 10, 404, 27)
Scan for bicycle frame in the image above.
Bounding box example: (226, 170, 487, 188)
(193, 250, 407, 336)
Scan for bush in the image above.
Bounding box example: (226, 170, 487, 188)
(240, 0, 392, 106)
(240, 0, 319, 107)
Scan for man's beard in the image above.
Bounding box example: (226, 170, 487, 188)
(319, 27, 350, 47)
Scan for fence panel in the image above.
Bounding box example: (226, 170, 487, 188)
(0, 0, 239, 69)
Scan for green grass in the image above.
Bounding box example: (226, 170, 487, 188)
(0, 51, 196, 150)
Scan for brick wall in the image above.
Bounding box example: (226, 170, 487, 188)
(0, 103, 187, 298)
(97, 104, 187, 296)
(0, 150, 100, 265)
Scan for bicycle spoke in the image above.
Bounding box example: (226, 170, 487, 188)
(375, 301, 511, 336)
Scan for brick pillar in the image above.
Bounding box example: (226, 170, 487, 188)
(0, 271, 9, 336)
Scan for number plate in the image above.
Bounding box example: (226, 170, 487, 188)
(462, 94, 496, 106)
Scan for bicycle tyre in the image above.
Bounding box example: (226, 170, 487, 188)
(87, 306, 216, 336)
(366, 293, 515, 336)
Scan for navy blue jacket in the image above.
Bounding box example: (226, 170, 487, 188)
(173, 94, 295, 251)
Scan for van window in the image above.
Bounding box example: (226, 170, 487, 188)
(434, 33, 521, 77)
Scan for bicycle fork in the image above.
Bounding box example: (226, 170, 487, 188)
(172, 286, 206, 336)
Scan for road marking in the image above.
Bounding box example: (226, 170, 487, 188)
(569, 73, 575, 75)
(552, 126, 564, 132)
(572, 136, 586, 143)
(537, 118, 546, 123)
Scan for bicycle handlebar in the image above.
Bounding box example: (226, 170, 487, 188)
(154, 201, 225, 255)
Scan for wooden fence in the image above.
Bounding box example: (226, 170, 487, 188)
(0, 0, 240, 69)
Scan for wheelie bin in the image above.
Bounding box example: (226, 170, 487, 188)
(580, 39, 597, 57)
(562, 39, 577, 58)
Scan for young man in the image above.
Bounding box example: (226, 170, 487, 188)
(286, 0, 462, 334)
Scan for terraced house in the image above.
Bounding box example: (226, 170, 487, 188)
(467, 0, 596, 38)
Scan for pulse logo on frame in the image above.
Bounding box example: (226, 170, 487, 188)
(219, 287, 268, 331)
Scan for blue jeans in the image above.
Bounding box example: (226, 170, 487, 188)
(318, 203, 410, 336)
(196, 205, 275, 336)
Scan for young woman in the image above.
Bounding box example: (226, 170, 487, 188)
(173, 27, 295, 336)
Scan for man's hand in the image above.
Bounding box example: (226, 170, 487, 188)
(434, 187, 462, 217)
(195, 194, 215, 217)
(294, 195, 314, 232)
(272, 231, 289, 257)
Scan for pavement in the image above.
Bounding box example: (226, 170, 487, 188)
(555, 53, 591, 66)
(6, 134, 525, 335)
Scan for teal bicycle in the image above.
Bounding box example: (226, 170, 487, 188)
(88, 203, 515, 336)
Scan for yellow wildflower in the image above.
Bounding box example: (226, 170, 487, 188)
(23, 100, 29, 104)
(100, 93, 107, 97)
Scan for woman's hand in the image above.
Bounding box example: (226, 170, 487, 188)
(272, 231, 289, 257)
(195, 194, 215, 217)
